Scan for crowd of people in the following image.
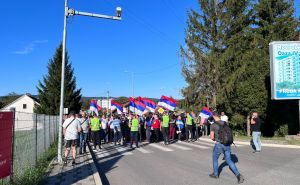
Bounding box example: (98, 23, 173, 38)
(62, 108, 262, 184)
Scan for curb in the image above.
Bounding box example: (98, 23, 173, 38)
(199, 138, 300, 149)
(87, 144, 102, 185)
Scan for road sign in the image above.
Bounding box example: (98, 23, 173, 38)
(158, 107, 164, 114)
(269, 41, 300, 99)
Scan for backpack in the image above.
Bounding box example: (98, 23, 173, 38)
(218, 121, 233, 146)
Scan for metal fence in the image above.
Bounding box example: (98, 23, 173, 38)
(1, 110, 59, 181)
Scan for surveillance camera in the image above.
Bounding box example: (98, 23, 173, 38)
(116, 7, 122, 18)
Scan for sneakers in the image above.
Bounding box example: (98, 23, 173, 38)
(237, 174, 245, 184)
(209, 173, 219, 179)
(72, 159, 76, 165)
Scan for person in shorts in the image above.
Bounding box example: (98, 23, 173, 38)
(63, 111, 82, 165)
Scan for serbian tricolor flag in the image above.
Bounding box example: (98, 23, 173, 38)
(157, 95, 177, 111)
(199, 106, 212, 124)
(89, 99, 101, 116)
(111, 100, 123, 115)
(129, 97, 146, 115)
(138, 97, 157, 113)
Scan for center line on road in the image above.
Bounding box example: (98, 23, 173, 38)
(148, 143, 174, 152)
(178, 141, 209, 149)
(168, 143, 192, 150)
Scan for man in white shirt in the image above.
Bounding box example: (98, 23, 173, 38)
(220, 111, 229, 123)
(63, 111, 82, 165)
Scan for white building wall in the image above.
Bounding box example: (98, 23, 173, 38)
(1, 95, 36, 113)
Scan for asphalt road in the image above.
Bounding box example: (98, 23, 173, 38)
(91, 139, 300, 185)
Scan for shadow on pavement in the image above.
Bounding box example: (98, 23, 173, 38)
(46, 160, 95, 185)
(89, 143, 131, 185)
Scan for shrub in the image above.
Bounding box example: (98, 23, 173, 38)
(275, 124, 288, 137)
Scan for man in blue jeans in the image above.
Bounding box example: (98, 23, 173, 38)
(79, 112, 89, 154)
(250, 111, 262, 153)
(209, 111, 244, 184)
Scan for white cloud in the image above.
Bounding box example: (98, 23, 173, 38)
(11, 40, 48, 55)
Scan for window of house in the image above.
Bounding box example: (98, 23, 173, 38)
(23, 104, 27, 109)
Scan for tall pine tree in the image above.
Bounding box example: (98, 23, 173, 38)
(181, 0, 224, 110)
(254, 0, 300, 135)
(35, 43, 82, 115)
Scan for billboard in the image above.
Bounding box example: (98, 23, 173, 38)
(269, 41, 300, 100)
(0, 112, 13, 179)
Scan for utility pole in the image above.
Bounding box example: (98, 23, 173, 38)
(57, 0, 122, 163)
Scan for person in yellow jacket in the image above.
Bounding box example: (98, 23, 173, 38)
(130, 114, 140, 148)
(161, 111, 170, 145)
(90, 114, 101, 150)
(185, 112, 195, 142)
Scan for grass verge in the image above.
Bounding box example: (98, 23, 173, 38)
(7, 139, 57, 185)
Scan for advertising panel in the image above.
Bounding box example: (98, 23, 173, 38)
(269, 41, 300, 99)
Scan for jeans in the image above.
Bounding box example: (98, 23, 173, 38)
(162, 127, 169, 144)
(146, 127, 151, 142)
(114, 131, 122, 145)
(130, 131, 138, 147)
(213, 143, 240, 177)
(202, 124, 208, 136)
(252, 131, 261, 151)
(79, 132, 88, 153)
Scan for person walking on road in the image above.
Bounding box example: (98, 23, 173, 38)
(161, 111, 170, 145)
(209, 111, 244, 184)
(130, 114, 140, 148)
(169, 113, 176, 140)
(152, 114, 161, 143)
(250, 111, 262, 153)
(185, 112, 194, 142)
(176, 115, 184, 141)
(90, 114, 101, 150)
(100, 115, 108, 143)
(63, 111, 82, 165)
(145, 113, 153, 143)
(79, 112, 89, 154)
(111, 116, 122, 146)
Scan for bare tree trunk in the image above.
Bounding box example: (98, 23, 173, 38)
(247, 115, 251, 137)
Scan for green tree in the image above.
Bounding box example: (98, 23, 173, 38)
(181, 0, 225, 109)
(254, 0, 299, 135)
(35, 43, 82, 115)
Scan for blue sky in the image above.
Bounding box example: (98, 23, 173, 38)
(0, 0, 299, 99)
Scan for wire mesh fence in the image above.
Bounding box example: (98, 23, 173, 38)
(0, 110, 59, 182)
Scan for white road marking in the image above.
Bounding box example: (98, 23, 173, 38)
(136, 147, 152, 153)
(149, 143, 174, 152)
(178, 141, 209, 149)
(169, 143, 192, 150)
(116, 146, 133, 155)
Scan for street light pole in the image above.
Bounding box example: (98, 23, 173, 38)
(58, 0, 69, 164)
(57, 0, 122, 163)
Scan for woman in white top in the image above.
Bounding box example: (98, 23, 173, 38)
(101, 115, 108, 143)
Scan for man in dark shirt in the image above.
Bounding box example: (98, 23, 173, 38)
(209, 111, 244, 184)
(250, 111, 262, 153)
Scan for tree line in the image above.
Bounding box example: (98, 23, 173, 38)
(180, 0, 300, 136)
